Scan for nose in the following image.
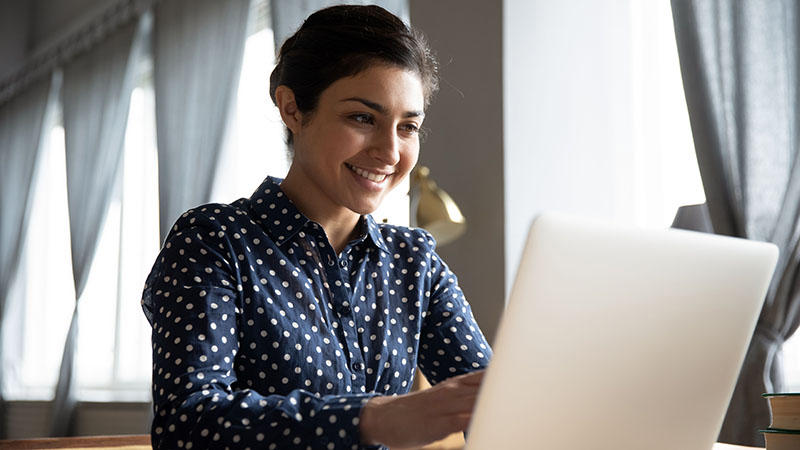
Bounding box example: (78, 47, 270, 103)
(371, 126, 401, 166)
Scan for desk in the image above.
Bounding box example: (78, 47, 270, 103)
(0, 435, 460, 450)
(0, 436, 149, 450)
(0, 435, 765, 449)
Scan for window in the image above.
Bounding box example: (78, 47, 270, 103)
(2, 0, 410, 403)
(75, 78, 160, 401)
(2, 76, 160, 401)
(628, 0, 705, 227)
(2, 118, 74, 400)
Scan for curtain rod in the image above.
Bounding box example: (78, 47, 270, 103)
(0, 0, 161, 106)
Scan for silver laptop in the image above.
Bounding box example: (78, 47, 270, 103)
(465, 213, 778, 450)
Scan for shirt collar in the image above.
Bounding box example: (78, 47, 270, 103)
(248, 176, 390, 254)
(362, 214, 390, 254)
(248, 176, 309, 246)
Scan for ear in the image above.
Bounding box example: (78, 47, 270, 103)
(274, 85, 303, 135)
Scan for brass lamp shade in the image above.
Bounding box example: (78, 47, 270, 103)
(410, 166, 466, 246)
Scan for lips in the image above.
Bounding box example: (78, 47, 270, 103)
(345, 163, 389, 183)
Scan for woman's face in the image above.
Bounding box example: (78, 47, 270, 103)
(288, 65, 425, 217)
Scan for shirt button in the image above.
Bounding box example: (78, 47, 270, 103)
(339, 260, 347, 268)
(353, 362, 364, 371)
(340, 306, 351, 315)
(327, 257, 335, 266)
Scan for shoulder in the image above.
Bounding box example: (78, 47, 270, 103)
(167, 199, 254, 237)
(374, 222, 437, 252)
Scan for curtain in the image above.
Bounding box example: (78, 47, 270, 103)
(50, 17, 146, 437)
(153, 0, 251, 241)
(671, 0, 800, 445)
(270, 0, 409, 52)
(0, 75, 57, 439)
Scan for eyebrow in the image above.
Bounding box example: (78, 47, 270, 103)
(341, 97, 424, 119)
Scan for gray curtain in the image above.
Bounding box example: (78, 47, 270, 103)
(50, 17, 146, 437)
(671, 0, 800, 445)
(270, 0, 409, 52)
(153, 0, 251, 240)
(0, 74, 57, 439)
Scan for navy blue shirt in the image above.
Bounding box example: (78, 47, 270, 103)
(141, 177, 492, 449)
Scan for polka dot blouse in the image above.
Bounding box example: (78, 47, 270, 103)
(141, 177, 492, 449)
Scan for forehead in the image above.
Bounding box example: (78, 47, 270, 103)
(321, 65, 425, 112)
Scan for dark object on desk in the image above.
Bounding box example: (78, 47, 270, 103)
(763, 393, 800, 430)
(760, 393, 800, 449)
(759, 428, 800, 450)
(672, 203, 713, 233)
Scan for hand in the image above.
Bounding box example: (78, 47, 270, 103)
(359, 370, 486, 449)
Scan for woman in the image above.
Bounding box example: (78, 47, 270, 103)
(142, 5, 491, 449)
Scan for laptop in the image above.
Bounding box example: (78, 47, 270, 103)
(465, 213, 779, 450)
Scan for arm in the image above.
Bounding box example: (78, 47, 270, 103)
(358, 369, 485, 447)
(417, 238, 493, 385)
(143, 210, 377, 449)
(358, 231, 493, 448)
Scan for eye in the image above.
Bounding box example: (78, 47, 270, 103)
(350, 113, 374, 125)
(399, 123, 420, 134)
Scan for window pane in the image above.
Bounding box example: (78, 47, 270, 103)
(75, 83, 159, 401)
(115, 84, 159, 391)
(3, 125, 75, 400)
(211, 27, 288, 204)
(75, 186, 122, 392)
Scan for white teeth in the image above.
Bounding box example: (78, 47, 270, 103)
(348, 164, 387, 182)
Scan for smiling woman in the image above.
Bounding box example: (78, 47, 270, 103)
(140, 5, 491, 450)
(276, 66, 424, 250)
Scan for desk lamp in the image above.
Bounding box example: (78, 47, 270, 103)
(409, 165, 466, 246)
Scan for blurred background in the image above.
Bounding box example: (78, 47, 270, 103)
(0, 0, 797, 446)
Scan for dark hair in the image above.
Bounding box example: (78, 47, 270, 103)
(269, 4, 439, 147)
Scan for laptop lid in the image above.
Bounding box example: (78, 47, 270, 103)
(465, 213, 778, 450)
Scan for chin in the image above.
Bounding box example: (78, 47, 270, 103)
(348, 199, 383, 216)
(350, 205, 380, 216)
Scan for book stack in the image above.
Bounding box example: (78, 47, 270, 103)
(760, 393, 800, 449)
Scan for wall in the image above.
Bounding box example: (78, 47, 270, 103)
(29, 0, 112, 56)
(503, 0, 635, 291)
(6, 401, 151, 439)
(0, 0, 32, 80)
(1, 0, 113, 81)
(409, 0, 505, 344)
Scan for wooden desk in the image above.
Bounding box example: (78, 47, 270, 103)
(0, 435, 764, 449)
(0, 435, 149, 450)
(0, 434, 463, 450)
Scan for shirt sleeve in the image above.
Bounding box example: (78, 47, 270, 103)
(142, 209, 379, 450)
(416, 231, 493, 386)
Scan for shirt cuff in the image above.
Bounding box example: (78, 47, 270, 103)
(313, 393, 382, 450)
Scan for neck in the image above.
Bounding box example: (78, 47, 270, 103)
(280, 170, 361, 254)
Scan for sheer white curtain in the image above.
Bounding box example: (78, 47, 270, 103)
(153, 0, 251, 240)
(0, 75, 58, 438)
(51, 16, 147, 436)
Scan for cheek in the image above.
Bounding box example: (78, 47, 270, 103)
(327, 128, 369, 159)
(399, 143, 420, 174)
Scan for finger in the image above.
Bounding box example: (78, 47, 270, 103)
(442, 412, 472, 433)
(429, 391, 480, 416)
(431, 382, 481, 402)
(450, 370, 486, 386)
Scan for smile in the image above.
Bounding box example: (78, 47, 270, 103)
(346, 163, 389, 183)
